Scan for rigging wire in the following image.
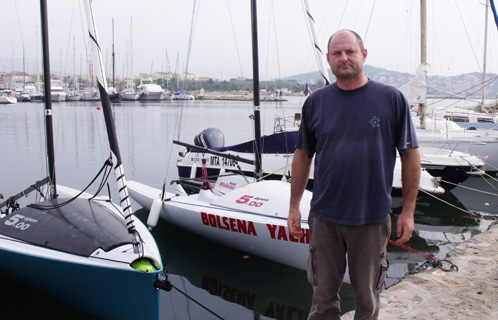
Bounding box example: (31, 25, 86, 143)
(362, 0, 376, 42)
(226, 0, 244, 78)
(424, 75, 498, 115)
(63, 0, 78, 78)
(447, 1, 482, 76)
(184, 0, 201, 86)
(13, 0, 29, 74)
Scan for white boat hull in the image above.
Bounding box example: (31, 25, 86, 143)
(129, 176, 438, 286)
(66, 92, 82, 101)
(51, 93, 67, 102)
(414, 117, 498, 171)
(141, 91, 165, 101)
(0, 96, 17, 104)
(81, 91, 100, 101)
(129, 179, 316, 271)
(121, 92, 141, 101)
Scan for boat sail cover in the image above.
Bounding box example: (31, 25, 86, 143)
(398, 63, 428, 106)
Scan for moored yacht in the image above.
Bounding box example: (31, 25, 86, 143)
(137, 78, 166, 101)
(50, 80, 67, 102)
(0, 90, 17, 104)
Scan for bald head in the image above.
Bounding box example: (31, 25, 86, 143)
(326, 29, 368, 89)
(327, 29, 365, 53)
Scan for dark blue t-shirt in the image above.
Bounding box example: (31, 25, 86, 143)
(297, 80, 418, 225)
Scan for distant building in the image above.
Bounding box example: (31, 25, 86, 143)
(2, 71, 34, 90)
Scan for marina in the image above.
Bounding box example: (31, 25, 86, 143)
(2, 0, 498, 318)
(1, 98, 498, 319)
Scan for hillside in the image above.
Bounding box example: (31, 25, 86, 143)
(288, 65, 498, 99)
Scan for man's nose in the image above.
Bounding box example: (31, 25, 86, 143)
(339, 52, 348, 61)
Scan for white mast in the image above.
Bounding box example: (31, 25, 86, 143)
(302, 0, 330, 86)
(481, 0, 490, 112)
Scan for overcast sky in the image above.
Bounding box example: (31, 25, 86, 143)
(2, 0, 497, 81)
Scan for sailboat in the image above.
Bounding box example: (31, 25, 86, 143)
(0, 2, 165, 319)
(400, 0, 498, 173)
(129, 0, 323, 275)
(120, 17, 141, 101)
(0, 89, 18, 104)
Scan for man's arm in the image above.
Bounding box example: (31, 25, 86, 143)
(396, 147, 421, 243)
(288, 148, 312, 238)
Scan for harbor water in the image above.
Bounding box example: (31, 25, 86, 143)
(1, 97, 497, 319)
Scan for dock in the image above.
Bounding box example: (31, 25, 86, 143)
(343, 222, 498, 319)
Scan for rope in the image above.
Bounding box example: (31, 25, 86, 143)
(169, 282, 225, 319)
(155, 272, 225, 320)
(30, 158, 113, 211)
(441, 179, 498, 197)
(418, 188, 480, 217)
(256, 163, 292, 182)
(201, 159, 213, 191)
(388, 239, 459, 273)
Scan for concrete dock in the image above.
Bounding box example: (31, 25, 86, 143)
(344, 222, 498, 319)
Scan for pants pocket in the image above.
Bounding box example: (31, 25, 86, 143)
(307, 245, 318, 286)
(376, 257, 389, 289)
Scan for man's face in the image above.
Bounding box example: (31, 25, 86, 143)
(327, 32, 367, 79)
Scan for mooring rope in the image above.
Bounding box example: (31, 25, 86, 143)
(155, 272, 225, 320)
(388, 239, 459, 273)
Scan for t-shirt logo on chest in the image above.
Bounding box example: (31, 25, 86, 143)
(369, 116, 381, 128)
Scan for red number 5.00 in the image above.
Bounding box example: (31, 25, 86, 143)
(236, 195, 253, 204)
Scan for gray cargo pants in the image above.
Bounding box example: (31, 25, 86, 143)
(307, 216, 391, 320)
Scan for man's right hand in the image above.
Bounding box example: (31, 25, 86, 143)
(288, 207, 304, 238)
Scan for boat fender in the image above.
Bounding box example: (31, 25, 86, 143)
(131, 258, 157, 272)
(190, 163, 197, 179)
(147, 198, 163, 229)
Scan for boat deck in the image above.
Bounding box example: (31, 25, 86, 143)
(343, 222, 498, 319)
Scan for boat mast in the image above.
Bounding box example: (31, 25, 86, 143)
(481, 0, 490, 112)
(112, 18, 116, 89)
(83, 0, 137, 235)
(419, 0, 427, 129)
(40, 0, 57, 199)
(251, 0, 262, 178)
(302, 0, 330, 86)
(73, 37, 77, 91)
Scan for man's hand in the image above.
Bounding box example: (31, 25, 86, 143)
(288, 207, 304, 238)
(396, 210, 414, 244)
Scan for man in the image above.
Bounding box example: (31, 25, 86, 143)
(287, 29, 420, 319)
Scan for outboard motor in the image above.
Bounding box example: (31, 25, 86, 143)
(194, 128, 225, 149)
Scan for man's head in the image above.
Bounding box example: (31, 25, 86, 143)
(326, 29, 367, 82)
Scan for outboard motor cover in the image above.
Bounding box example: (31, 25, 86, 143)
(194, 128, 225, 149)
